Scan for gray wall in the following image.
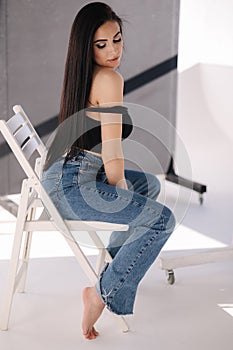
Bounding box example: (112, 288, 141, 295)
(0, 0, 180, 195)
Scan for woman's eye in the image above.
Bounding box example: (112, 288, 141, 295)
(96, 44, 106, 49)
(113, 38, 122, 43)
(95, 37, 122, 49)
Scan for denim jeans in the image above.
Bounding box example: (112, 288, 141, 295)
(42, 151, 175, 315)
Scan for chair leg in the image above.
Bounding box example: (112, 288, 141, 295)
(17, 204, 36, 293)
(88, 230, 108, 275)
(96, 249, 107, 276)
(115, 314, 129, 333)
(0, 229, 25, 330)
(0, 180, 30, 330)
(17, 231, 33, 293)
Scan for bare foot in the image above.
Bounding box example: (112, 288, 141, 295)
(82, 286, 105, 340)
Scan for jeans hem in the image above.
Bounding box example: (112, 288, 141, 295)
(95, 283, 133, 316)
(95, 263, 134, 316)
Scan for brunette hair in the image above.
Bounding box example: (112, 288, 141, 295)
(59, 2, 123, 124)
(43, 2, 123, 170)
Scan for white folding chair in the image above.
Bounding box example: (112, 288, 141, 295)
(0, 105, 129, 332)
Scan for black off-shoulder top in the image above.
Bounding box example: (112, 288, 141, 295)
(68, 105, 133, 155)
(44, 105, 133, 169)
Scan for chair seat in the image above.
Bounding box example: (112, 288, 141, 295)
(0, 220, 128, 234)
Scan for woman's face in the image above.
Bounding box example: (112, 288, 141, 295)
(93, 21, 123, 69)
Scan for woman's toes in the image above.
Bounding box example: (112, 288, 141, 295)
(82, 287, 105, 340)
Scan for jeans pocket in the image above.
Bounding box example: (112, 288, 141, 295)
(42, 174, 62, 195)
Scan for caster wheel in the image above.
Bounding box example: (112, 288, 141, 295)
(199, 194, 204, 205)
(166, 269, 175, 285)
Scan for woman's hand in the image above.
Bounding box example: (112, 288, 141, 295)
(103, 156, 128, 189)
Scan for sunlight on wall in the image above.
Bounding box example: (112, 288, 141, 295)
(178, 0, 233, 71)
(218, 304, 233, 318)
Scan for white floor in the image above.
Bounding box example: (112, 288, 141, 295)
(0, 64, 233, 349)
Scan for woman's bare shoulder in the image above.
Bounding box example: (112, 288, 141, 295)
(94, 67, 123, 86)
(91, 67, 124, 105)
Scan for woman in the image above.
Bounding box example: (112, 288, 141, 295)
(42, 2, 175, 340)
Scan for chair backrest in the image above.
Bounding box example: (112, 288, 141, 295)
(11, 105, 46, 158)
(0, 105, 74, 236)
(0, 105, 46, 180)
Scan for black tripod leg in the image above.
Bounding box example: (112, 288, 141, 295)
(165, 157, 207, 204)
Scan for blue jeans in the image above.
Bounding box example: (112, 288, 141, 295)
(42, 151, 175, 315)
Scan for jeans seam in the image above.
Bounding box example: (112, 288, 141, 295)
(103, 215, 165, 312)
(79, 184, 163, 216)
(53, 175, 64, 205)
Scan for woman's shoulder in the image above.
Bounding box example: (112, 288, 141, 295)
(91, 67, 124, 105)
(94, 66, 123, 86)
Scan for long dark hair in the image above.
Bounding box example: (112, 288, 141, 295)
(59, 2, 123, 124)
(43, 2, 123, 170)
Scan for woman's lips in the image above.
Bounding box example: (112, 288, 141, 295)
(108, 57, 119, 62)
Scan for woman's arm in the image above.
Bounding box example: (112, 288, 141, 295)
(97, 69, 128, 189)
